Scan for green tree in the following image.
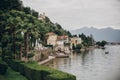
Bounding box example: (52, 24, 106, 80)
(0, 0, 23, 11)
(20, 14, 39, 61)
(72, 44, 76, 50)
(79, 33, 95, 47)
(96, 40, 107, 47)
(31, 9, 39, 18)
(1, 10, 40, 60)
(23, 7, 31, 14)
(76, 44, 82, 50)
(101, 40, 107, 47)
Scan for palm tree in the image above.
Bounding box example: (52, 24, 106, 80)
(21, 14, 40, 61)
(1, 10, 40, 61)
(6, 14, 23, 59)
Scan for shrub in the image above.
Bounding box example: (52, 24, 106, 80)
(76, 44, 82, 50)
(19, 63, 26, 76)
(24, 63, 76, 80)
(5, 59, 76, 80)
(32, 69, 42, 80)
(45, 70, 76, 80)
(96, 40, 107, 47)
(0, 47, 2, 56)
(0, 58, 8, 75)
(28, 53, 34, 58)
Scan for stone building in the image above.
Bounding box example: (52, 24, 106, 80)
(70, 37, 82, 49)
(38, 12, 46, 21)
(46, 32, 57, 46)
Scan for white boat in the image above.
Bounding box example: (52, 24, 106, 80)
(105, 52, 109, 54)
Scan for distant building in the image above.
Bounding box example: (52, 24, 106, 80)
(46, 32, 57, 46)
(56, 35, 70, 52)
(57, 36, 69, 45)
(46, 32, 71, 52)
(70, 37, 82, 49)
(56, 36, 69, 51)
(38, 12, 46, 21)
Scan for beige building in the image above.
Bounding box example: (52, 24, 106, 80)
(70, 37, 82, 49)
(56, 36, 69, 51)
(46, 32, 57, 46)
(57, 36, 69, 45)
(46, 32, 71, 53)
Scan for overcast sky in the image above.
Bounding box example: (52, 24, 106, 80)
(22, 0, 120, 30)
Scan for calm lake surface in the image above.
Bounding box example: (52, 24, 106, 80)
(48, 45, 120, 80)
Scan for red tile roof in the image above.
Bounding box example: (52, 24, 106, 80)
(57, 36, 68, 40)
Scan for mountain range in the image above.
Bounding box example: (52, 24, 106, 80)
(70, 27, 120, 42)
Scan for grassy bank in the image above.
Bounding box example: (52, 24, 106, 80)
(0, 67, 28, 80)
(5, 59, 76, 80)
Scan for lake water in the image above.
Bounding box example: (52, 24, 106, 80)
(48, 45, 120, 80)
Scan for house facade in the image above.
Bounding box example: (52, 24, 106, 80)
(46, 32, 71, 53)
(57, 36, 69, 45)
(38, 12, 46, 21)
(46, 32, 57, 46)
(70, 37, 82, 49)
(56, 36, 69, 51)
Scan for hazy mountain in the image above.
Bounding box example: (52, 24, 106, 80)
(70, 27, 120, 42)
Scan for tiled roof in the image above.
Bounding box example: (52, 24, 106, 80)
(57, 36, 68, 40)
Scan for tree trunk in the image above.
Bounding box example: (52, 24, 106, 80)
(13, 28, 16, 59)
(20, 44, 22, 60)
(25, 33, 28, 62)
(30, 36, 32, 50)
(1, 46, 4, 60)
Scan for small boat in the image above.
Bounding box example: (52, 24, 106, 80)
(102, 47, 105, 49)
(105, 52, 109, 54)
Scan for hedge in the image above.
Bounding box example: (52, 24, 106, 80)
(5, 59, 76, 80)
(0, 58, 8, 75)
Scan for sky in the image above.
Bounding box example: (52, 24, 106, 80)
(22, 0, 120, 30)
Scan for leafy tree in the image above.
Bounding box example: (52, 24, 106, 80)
(66, 31, 72, 37)
(72, 35, 77, 37)
(31, 9, 39, 18)
(72, 44, 76, 50)
(76, 44, 82, 50)
(1, 10, 40, 60)
(55, 23, 62, 29)
(23, 7, 31, 14)
(78, 33, 95, 47)
(6, 15, 23, 59)
(45, 16, 51, 22)
(0, 0, 23, 11)
(101, 40, 107, 46)
(96, 40, 107, 47)
(96, 41, 101, 46)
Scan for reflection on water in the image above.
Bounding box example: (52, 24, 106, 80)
(48, 45, 120, 80)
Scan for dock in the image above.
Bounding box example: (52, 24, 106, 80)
(38, 56, 55, 65)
